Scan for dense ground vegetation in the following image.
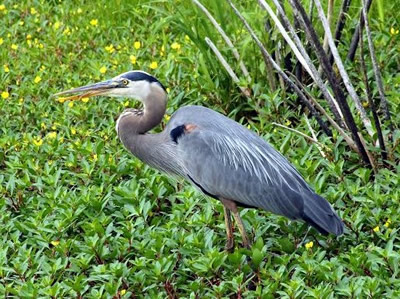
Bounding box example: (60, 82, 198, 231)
(0, 0, 399, 297)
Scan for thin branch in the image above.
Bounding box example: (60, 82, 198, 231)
(334, 0, 351, 45)
(359, 25, 387, 163)
(313, 0, 374, 137)
(192, 0, 251, 82)
(358, 132, 378, 173)
(308, 0, 315, 23)
(289, 0, 372, 166)
(321, 0, 334, 64)
(289, 72, 359, 153)
(205, 37, 251, 98)
(275, 41, 286, 96)
(226, 0, 332, 136)
(272, 122, 330, 152)
(361, 0, 393, 137)
(347, 0, 373, 62)
(304, 116, 328, 158)
(329, 0, 352, 65)
(261, 0, 345, 127)
(258, 0, 313, 75)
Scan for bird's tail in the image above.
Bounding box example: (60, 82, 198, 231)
(301, 193, 344, 236)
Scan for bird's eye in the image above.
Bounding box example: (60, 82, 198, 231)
(122, 79, 129, 86)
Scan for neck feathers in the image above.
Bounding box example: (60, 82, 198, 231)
(117, 84, 167, 135)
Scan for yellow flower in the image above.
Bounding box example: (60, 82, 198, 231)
(40, 65, 46, 71)
(149, 61, 158, 69)
(120, 289, 126, 295)
(47, 131, 57, 139)
(50, 240, 60, 246)
(0, 4, 5, 11)
(81, 97, 89, 103)
(1, 91, 9, 99)
(164, 114, 171, 122)
(19, 98, 23, 104)
(124, 100, 129, 107)
(26, 34, 32, 40)
(77, 8, 82, 14)
(185, 35, 190, 41)
(305, 241, 313, 249)
(30, 7, 37, 15)
(90, 19, 98, 26)
(384, 219, 391, 228)
(68, 102, 74, 108)
(166, 87, 170, 93)
(93, 154, 98, 161)
(53, 21, 61, 30)
(4, 65, 9, 73)
(171, 42, 181, 50)
(99, 66, 107, 74)
(71, 128, 76, 135)
(0, 38, 3, 45)
(33, 138, 43, 146)
(63, 27, 71, 35)
(11, 44, 18, 50)
(390, 27, 399, 35)
(130, 55, 137, 64)
(134, 41, 141, 49)
(373, 226, 379, 232)
(19, 21, 24, 26)
(105, 44, 115, 53)
(34, 76, 41, 84)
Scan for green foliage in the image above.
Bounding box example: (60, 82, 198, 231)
(0, 0, 399, 297)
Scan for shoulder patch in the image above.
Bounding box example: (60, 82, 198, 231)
(170, 125, 186, 143)
(170, 124, 198, 143)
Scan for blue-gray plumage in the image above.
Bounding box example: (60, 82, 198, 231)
(55, 70, 344, 250)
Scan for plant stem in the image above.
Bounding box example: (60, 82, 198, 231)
(329, 0, 352, 65)
(359, 25, 387, 164)
(361, 0, 393, 139)
(265, 0, 345, 127)
(313, 0, 374, 137)
(192, 0, 251, 82)
(289, 0, 372, 166)
(205, 37, 251, 98)
(346, 0, 373, 62)
(226, 0, 332, 136)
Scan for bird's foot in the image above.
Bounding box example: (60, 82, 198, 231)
(225, 238, 235, 252)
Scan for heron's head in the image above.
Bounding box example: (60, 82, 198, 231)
(54, 70, 167, 102)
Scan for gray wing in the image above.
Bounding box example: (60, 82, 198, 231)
(175, 122, 311, 220)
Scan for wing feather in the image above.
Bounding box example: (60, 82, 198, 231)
(177, 128, 309, 219)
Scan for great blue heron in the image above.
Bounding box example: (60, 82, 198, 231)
(55, 70, 344, 250)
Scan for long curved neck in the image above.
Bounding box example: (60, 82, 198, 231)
(117, 85, 169, 168)
(122, 85, 167, 135)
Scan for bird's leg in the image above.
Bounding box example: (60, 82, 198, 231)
(223, 206, 235, 252)
(221, 198, 251, 249)
(232, 210, 251, 249)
